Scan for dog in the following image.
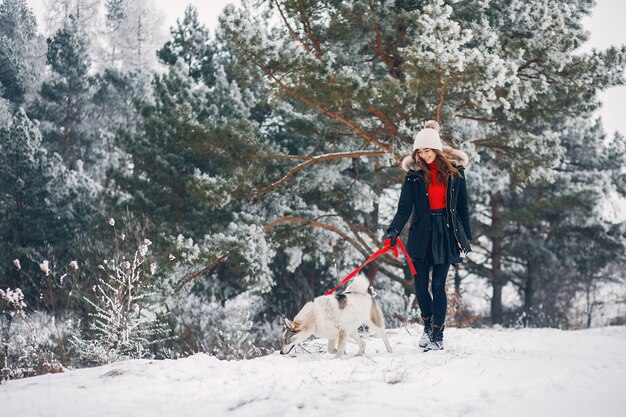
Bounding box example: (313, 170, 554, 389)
(280, 275, 393, 358)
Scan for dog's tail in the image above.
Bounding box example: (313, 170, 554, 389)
(346, 274, 370, 294)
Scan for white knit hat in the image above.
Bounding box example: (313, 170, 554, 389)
(413, 120, 442, 151)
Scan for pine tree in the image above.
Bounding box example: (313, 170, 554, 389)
(31, 14, 93, 168)
(115, 64, 210, 230)
(157, 5, 214, 84)
(91, 68, 151, 132)
(0, 0, 42, 104)
(0, 109, 95, 306)
(457, 1, 626, 324)
(505, 120, 626, 327)
(218, 0, 626, 323)
(113, 5, 283, 313)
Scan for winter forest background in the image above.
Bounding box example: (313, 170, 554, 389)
(1, 0, 625, 380)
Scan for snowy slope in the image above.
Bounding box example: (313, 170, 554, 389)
(2, 326, 625, 417)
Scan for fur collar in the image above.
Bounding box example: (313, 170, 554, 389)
(400, 146, 470, 172)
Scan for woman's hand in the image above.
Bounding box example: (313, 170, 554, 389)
(387, 230, 399, 247)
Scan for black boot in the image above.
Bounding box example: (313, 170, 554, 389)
(418, 315, 433, 348)
(424, 324, 444, 351)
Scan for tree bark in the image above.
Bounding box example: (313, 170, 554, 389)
(523, 262, 536, 327)
(63, 92, 73, 163)
(368, 157, 382, 284)
(490, 191, 504, 324)
(523, 262, 535, 327)
(453, 266, 461, 295)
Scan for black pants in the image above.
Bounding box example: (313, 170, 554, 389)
(413, 260, 450, 327)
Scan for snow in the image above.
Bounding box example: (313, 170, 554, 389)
(2, 326, 625, 417)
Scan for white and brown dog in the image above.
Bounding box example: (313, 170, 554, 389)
(280, 275, 393, 358)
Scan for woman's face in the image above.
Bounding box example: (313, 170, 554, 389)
(417, 148, 436, 164)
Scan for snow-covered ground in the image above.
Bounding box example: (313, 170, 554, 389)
(2, 326, 625, 417)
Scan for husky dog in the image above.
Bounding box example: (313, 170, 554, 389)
(280, 275, 393, 358)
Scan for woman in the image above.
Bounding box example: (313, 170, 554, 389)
(386, 120, 472, 351)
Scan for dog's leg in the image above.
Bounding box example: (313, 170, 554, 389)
(351, 333, 366, 356)
(370, 301, 393, 353)
(335, 329, 347, 359)
(327, 338, 337, 354)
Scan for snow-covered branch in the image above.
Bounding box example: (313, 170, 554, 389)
(368, 0, 401, 79)
(273, 0, 319, 60)
(174, 250, 236, 293)
(253, 150, 384, 196)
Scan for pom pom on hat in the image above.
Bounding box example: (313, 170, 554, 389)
(413, 120, 443, 151)
(424, 120, 440, 131)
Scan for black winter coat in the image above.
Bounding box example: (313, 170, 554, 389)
(387, 148, 473, 261)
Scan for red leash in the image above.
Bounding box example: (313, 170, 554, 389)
(324, 238, 416, 296)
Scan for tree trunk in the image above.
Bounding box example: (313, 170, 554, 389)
(453, 265, 461, 294)
(63, 93, 73, 163)
(491, 280, 503, 324)
(175, 185, 183, 227)
(490, 192, 504, 324)
(523, 263, 534, 327)
(585, 280, 595, 329)
(369, 157, 385, 287)
(13, 196, 24, 245)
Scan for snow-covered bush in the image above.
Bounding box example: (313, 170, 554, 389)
(72, 220, 169, 365)
(0, 300, 76, 382)
(161, 288, 282, 360)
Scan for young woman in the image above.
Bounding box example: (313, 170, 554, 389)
(386, 120, 472, 351)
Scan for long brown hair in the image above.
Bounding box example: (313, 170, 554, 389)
(411, 149, 461, 187)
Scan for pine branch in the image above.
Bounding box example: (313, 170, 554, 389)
(368, 106, 399, 136)
(239, 153, 312, 160)
(375, 263, 412, 289)
(465, 261, 493, 277)
(346, 222, 378, 257)
(263, 216, 371, 256)
(293, 0, 323, 59)
(434, 62, 446, 122)
(253, 150, 384, 196)
(267, 70, 392, 153)
(517, 58, 542, 75)
(264, 216, 410, 271)
(229, 37, 394, 156)
(457, 114, 509, 123)
(274, 0, 318, 59)
(368, 0, 401, 79)
(175, 215, 412, 293)
(174, 250, 236, 293)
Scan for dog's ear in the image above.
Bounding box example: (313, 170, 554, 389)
(283, 318, 294, 329)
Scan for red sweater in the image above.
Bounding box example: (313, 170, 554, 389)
(427, 162, 447, 210)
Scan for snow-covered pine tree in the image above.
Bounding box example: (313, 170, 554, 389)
(114, 53, 213, 233)
(30, 14, 93, 169)
(504, 119, 626, 327)
(157, 5, 214, 84)
(88, 68, 152, 186)
(0, 109, 95, 307)
(0, 0, 44, 105)
(455, 0, 626, 324)
(113, 5, 277, 296)
(108, 7, 286, 356)
(219, 0, 626, 324)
